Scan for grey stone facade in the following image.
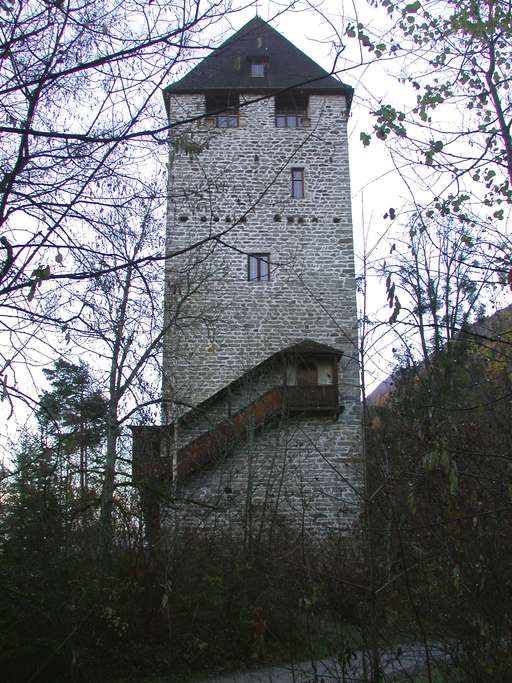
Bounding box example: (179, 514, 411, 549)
(160, 26, 362, 536)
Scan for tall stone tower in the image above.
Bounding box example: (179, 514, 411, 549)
(140, 16, 362, 538)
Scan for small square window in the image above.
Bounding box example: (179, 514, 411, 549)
(249, 57, 268, 78)
(251, 62, 265, 77)
(291, 168, 304, 199)
(248, 253, 270, 281)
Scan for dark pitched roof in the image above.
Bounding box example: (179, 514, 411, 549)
(164, 16, 353, 106)
(283, 339, 344, 357)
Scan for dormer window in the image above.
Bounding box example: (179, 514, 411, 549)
(205, 92, 239, 128)
(249, 56, 268, 78)
(275, 93, 309, 128)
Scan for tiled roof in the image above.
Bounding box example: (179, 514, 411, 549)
(164, 16, 353, 106)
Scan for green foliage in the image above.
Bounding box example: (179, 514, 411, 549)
(0, 431, 145, 681)
(0, 448, 365, 683)
(354, 0, 512, 214)
(38, 359, 108, 455)
(158, 530, 363, 676)
(391, 669, 464, 682)
(27, 265, 52, 302)
(1, 436, 80, 681)
(172, 134, 207, 158)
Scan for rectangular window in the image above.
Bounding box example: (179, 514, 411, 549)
(251, 62, 265, 77)
(275, 93, 309, 128)
(248, 253, 270, 281)
(291, 168, 304, 199)
(205, 92, 239, 128)
(249, 56, 268, 78)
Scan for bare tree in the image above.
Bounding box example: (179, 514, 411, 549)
(0, 0, 248, 406)
(61, 189, 167, 562)
(381, 211, 497, 366)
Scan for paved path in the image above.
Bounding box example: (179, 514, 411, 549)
(196, 643, 452, 682)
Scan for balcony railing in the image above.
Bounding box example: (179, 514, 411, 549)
(178, 387, 283, 476)
(284, 384, 339, 412)
(133, 384, 339, 483)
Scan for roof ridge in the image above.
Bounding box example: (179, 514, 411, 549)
(164, 16, 353, 105)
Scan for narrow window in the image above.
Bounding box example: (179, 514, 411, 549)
(248, 253, 270, 281)
(205, 92, 239, 128)
(291, 168, 304, 199)
(275, 93, 309, 128)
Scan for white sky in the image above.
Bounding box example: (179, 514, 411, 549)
(0, 1, 427, 449)
(3, 0, 510, 451)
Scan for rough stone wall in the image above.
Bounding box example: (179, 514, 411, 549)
(175, 361, 284, 449)
(168, 412, 363, 536)
(162, 89, 362, 534)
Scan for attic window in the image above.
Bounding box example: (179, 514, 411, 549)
(249, 56, 268, 78)
(252, 63, 264, 77)
(205, 92, 239, 128)
(275, 93, 310, 128)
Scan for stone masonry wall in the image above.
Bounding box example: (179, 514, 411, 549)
(162, 89, 362, 534)
(168, 412, 363, 536)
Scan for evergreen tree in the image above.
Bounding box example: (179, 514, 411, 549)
(0, 433, 73, 680)
(37, 359, 108, 501)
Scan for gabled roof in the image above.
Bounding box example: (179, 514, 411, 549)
(164, 16, 353, 106)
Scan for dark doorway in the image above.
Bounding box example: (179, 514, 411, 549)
(297, 360, 318, 386)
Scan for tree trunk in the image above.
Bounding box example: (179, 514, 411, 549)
(99, 410, 118, 570)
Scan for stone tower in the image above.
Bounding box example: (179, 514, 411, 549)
(135, 17, 362, 540)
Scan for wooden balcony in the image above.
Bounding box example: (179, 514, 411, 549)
(133, 384, 339, 484)
(284, 384, 339, 412)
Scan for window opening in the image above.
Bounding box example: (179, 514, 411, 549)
(205, 92, 239, 128)
(249, 56, 268, 78)
(291, 168, 304, 199)
(251, 62, 265, 77)
(275, 93, 309, 128)
(248, 253, 270, 281)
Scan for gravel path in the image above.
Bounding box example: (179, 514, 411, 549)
(196, 643, 452, 682)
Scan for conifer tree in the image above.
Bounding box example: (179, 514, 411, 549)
(37, 359, 108, 501)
